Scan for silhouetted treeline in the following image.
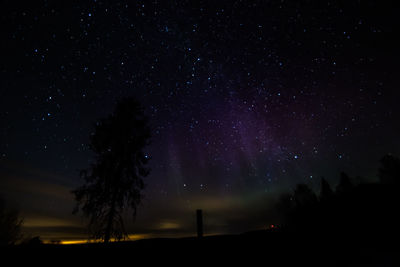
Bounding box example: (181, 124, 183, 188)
(276, 154, 400, 246)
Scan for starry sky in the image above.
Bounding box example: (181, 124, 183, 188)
(0, 0, 398, 242)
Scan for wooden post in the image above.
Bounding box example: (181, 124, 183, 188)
(196, 209, 203, 238)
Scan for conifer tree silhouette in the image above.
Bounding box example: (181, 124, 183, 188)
(320, 177, 333, 201)
(336, 172, 353, 194)
(378, 154, 400, 185)
(73, 97, 151, 243)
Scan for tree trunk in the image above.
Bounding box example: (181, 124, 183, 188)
(104, 189, 118, 243)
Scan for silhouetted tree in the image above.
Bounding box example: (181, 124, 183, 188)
(277, 184, 318, 232)
(72, 97, 151, 243)
(336, 172, 353, 194)
(293, 184, 317, 207)
(378, 154, 400, 185)
(275, 193, 295, 226)
(25, 236, 43, 246)
(319, 177, 333, 201)
(0, 197, 23, 246)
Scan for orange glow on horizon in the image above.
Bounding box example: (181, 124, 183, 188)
(48, 234, 151, 245)
(59, 240, 89, 245)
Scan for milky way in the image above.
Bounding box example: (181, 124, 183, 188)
(0, 1, 398, 240)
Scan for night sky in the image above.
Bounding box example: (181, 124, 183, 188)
(0, 0, 398, 242)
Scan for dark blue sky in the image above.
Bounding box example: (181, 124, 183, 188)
(0, 0, 398, 242)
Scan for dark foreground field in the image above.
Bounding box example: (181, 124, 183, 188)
(2, 183, 398, 265)
(4, 230, 397, 266)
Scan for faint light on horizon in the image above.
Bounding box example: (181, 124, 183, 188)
(54, 234, 151, 245)
(157, 221, 181, 230)
(59, 240, 89, 245)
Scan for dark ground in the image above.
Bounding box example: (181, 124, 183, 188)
(3, 230, 397, 266)
(2, 183, 398, 265)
